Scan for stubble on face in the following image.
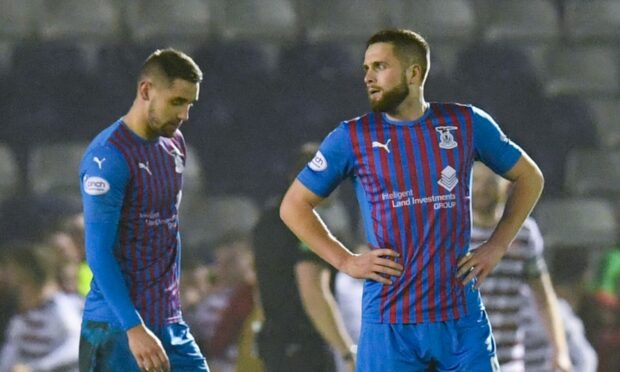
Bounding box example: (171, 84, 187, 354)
(147, 102, 179, 139)
(368, 72, 410, 112)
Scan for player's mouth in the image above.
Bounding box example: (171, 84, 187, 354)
(368, 87, 381, 99)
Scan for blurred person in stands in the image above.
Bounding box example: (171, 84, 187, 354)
(548, 246, 598, 372)
(187, 235, 256, 372)
(253, 142, 356, 372)
(471, 162, 571, 372)
(585, 246, 620, 371)
(78, 48, 208, 371)
(0, 241, 82, 372)
(280, 29, 545, 371)
(60, 213, 92, 297)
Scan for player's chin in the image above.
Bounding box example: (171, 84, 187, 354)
(161, 127, 179, 138)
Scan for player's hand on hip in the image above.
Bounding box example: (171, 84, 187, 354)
(127, 324, 170, 372)
(342, 248, 403, 285)
(457, 242, 507, 288)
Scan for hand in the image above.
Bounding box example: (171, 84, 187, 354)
(456, 242, 507, 288)
(342, 346, 357, 372)
(11, 364, 31, 372)
(341, 248, 403, 285)
(552, 351, 572, 372)
(127, 324, 170, 372)
(344, 358, 356, 372)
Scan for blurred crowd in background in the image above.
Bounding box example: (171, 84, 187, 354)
(0, 0, 619, 371)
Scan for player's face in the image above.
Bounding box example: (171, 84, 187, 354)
(472, 163, 503, 214)
(147, 78, 199, 138)
(363, 42, 410, 112)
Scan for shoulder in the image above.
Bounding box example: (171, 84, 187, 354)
(83, 120, 129, 162)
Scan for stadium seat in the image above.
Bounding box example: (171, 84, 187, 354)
(183, 144, 205, 197)
(180, 195, 260, 249)
(544, 46, 619, 97)
(0, 41, 14, 78)
(305, 0, 384, 43)
(391, 0, 476, 43)
(0, 0, 42, 40)
(39, 0, 121, 42)
(564, 149, 620, 197)
(479, 0, 560, 43)
(125, 0, 212, 44)
(564, 0, 620, 43)
(8, 42, 94, 142)
(534, 197, 618, 248)
(0, 143, 18, 202)
(27, 142, 88, 198)
(587, 98, 620, 149)
(214, 0, 298, 42)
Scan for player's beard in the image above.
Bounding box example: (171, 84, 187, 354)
(147, 105, 178, 138)
(369, 73, 409, 112)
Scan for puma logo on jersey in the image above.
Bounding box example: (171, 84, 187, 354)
(93, 157, 106, 169)
(138, 161, 152, 175)
(372, 139, 391, 153)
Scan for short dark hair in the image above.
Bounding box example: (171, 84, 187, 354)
(140, 48, 203, 85)
(366, 29, 430, 83)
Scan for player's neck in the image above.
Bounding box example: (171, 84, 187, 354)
(384, 95, 427, 122)
(123, 103, 157, 141)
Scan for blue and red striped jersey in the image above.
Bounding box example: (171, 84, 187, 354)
(80, 119, 186, 329)
(298, 103, 522, 324)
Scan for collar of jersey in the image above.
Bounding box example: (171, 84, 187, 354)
(379, 104, 432, 127)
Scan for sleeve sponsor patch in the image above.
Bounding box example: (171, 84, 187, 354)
(308, 151, 327, 171)
(83, 176, 110, 195)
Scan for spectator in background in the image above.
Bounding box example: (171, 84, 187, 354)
(59, 213, 92, 298)
(584, 246, 620, 371)
(471, 162, 570, 372)
(549, 246, 598, 372)
(187, 235, 256, 372)
(0, 241, 82, 372)
(253, 142, 355, 372)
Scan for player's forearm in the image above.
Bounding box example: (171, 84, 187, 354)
(531, 273, 570, 359)
(280, 186, 354, 271)
(85, 222, 142, 330)
(489, 157, 544, 248)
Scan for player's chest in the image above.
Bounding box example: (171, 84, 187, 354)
(127, 146, 184, 206)
(353, 124, 471, 190)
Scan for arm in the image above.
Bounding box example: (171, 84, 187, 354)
(81, 146, 169, 371)
(296, 261, 355, 369)
(280, 180, 402, 284)
(528, 273, 572, 372)
(458, 154, 544, 286)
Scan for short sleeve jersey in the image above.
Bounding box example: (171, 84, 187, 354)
(298, 103, 522, 324)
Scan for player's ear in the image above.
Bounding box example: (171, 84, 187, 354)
(138, 80, 151, 101)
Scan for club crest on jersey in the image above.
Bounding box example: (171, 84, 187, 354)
(161, 142, 184, 174)
(309, 151, 327, 171)
(83, 175, 110, 195)
(435, 126, 458, 149)
(173, 151, 184, 174)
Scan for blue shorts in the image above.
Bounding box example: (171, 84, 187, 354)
(79, 319, 209, 371)
(357, 310, 499, 372)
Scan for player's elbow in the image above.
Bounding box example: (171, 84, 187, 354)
(279, 193, 294, 226)
(531, 163, 545, 194)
